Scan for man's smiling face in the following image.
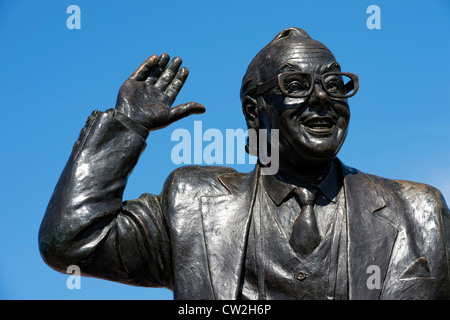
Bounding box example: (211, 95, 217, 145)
(257, 44, 351, 169)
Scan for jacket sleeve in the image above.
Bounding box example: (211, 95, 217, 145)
(38, 109, 173, 289)
(439, 191, 450, 297)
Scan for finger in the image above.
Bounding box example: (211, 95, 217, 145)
(129, 54, 159, 81)
(164, 67, 189, 102)
(146, 53, 171, 85)
(168, 102, 205, 124)
(154, 56, 183, 91)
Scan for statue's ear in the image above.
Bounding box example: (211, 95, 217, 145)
(242, 95, 259, 130)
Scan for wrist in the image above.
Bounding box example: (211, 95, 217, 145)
(107, 108, 149, 140)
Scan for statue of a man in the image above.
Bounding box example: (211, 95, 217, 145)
(39, 27, 450, 299)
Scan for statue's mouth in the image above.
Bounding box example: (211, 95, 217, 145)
(301, 116, 336, 137)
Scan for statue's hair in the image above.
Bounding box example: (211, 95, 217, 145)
(240, 27, 312, 101)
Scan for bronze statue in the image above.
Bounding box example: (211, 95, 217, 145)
(39, 27, 450, 299)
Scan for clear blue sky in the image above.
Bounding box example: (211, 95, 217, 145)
(0, 0, 449, 300)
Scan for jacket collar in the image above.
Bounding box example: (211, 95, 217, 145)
(263, 159, 342, 206)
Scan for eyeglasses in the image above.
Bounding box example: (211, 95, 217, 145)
(255, 71, 359, 99)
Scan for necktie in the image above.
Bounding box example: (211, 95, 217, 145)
(289, 187, 321, 257)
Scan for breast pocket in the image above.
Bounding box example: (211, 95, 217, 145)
(393, 257, 440, 299)
(398, 257, 433, 281)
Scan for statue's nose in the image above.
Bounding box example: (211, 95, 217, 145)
(308, 83, 331, 112)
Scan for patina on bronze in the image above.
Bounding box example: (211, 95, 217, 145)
(39, 27, 450, 299)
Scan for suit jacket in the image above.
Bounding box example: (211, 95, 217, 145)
(39, 109, 450, 299)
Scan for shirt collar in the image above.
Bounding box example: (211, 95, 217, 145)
(262, 159, 342, 206)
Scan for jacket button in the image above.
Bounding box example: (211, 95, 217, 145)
(79, 127, 87, 137)
(296, 271, 306, 281)
(86, 111, 96, 124)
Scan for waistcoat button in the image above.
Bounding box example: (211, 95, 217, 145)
(296, 271, 306, 281)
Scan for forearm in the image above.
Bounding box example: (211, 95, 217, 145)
(39, 109, 148, 270)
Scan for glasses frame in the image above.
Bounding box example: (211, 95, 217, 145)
(255, 71, 359, 99)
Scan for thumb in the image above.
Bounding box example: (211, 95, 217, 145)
(168, 102, 205, 124)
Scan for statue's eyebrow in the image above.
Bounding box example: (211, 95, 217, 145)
(280, 61, 341, 73)
(321, 61, 341, 73)
(280, 62, 302, 72)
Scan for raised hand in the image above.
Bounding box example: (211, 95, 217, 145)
(115, 53, 205, 131)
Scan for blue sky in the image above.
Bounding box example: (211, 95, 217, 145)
(0, 0, 449, 299)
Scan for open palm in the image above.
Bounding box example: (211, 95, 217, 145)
(115, 53, 205, 131)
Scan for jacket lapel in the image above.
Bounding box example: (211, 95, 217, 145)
(342, 163, 399, 299)
(200, 166, 259, 299)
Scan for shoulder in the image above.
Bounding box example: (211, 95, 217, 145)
(369, 173, 446, 210)
(164, 165, 238, 185)
(341, 161, 448, 215)
(159, 165, 247, 233)
(342, 161, 446, 207)
(348, 168, 449, 222)
(162, 165, 239, 197)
